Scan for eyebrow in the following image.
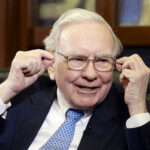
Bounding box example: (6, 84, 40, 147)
(69, 54, 114, 58)
(57, 51, 115, 59)
(69, 54, 87, 57)
(95, 54, 114, 58)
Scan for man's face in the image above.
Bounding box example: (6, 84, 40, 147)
(49, 21, 114, 110)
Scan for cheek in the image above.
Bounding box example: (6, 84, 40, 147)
(96, 72, 113, 103)
(99, 71, 113, 83)
(54, 62, 81, 84)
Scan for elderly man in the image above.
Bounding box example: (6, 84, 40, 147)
(0, 8, 150, 150)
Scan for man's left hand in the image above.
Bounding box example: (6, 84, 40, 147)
(116, 54, 150, 116)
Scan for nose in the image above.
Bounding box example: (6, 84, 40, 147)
(81, 61, 98, 81)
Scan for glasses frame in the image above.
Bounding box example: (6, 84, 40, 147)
(56, 51, 116, 72)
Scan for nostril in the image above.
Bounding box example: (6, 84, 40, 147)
(81, 64, 98, 81)
(82, 72, 98, 81)
(84, 77, 97, 82)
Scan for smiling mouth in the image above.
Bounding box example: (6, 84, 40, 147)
(76, 85, 100, 91)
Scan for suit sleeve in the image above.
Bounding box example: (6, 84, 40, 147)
(125, 121, 150, 150)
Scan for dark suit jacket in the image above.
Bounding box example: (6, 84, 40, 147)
(0, 76, 150, 150)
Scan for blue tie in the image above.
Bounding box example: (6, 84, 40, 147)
(40, 109, 84, 150)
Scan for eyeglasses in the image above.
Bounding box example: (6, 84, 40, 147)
(56, 51, 116, 72)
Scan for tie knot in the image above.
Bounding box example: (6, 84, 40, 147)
(66, 109, 84, 122)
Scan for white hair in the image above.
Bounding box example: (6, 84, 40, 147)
(44, 8, 123, 58)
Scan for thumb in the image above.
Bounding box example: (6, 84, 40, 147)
(116, 62, 122, 72)
(42, 58, 55, 69)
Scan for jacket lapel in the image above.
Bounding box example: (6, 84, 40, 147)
(8, 77, 128, 150)
(78, 83, 129, 150)
(11, 84, 57, 150)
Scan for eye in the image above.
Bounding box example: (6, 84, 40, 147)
(95, 58, 109, 63)
(69, 57, 86, 62)
(68, 56, 87, 68)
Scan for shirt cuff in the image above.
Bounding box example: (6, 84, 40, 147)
(0, 98, 11, 115)
(126, 113, 150, 128)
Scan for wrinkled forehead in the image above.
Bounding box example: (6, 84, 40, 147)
(58, 21, 114, 56)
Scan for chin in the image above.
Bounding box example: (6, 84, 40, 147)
(70, 98, 102, 110)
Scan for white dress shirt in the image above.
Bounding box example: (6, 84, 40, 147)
(0, 88, 150, 150)
(28, 89, 91, 150)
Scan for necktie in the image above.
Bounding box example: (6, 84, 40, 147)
(40, 109, 84, 150)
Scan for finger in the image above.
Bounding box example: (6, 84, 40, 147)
(120, 69, 127, 85)
(119, 69, 132, 89)
(22, 68, 30, 74)
(26, 50, 54, 75)
(42, 59, 54, 69)
(22, 62, 35, 76)
(116, 57, 128, 72)
(120, 77, 129, 90)
(115, 62, 122, 72)
(36, 57, 42, 73)
(46, 49, 55, 54)
(122, 54, 146, 71)
(37, 65, 48, 77)
(35, 49, 55, 60)
(122, 58, 137, 71)
(116, 57, 128, 65)
(134, 54, 148, 70)
(120, 68, 137, 85)
(117, 56, 137, 71)
(38, 58, 55, 76)
(21, 57, 40, 76)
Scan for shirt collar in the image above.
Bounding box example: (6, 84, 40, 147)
(56, 88, 92, 119)
(57, 88, 72, 114)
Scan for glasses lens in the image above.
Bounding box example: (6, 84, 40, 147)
(65, 54, 115, 72)
(68, 56, 87, 70)
(95, 57, 114, 71)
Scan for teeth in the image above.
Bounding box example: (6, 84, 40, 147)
(78, 86, 97, 90)
(82, 87, 93, 90)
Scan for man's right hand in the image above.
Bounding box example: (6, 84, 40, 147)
(0, 49, 54, 104)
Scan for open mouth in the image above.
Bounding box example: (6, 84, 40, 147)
(76, 85, 100, 91)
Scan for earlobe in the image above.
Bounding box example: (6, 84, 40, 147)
(47, 65, 55, 80)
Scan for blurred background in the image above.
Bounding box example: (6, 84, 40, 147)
(0, 0, 150, 68)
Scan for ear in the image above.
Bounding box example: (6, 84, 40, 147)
(47, 63, 55, 81)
